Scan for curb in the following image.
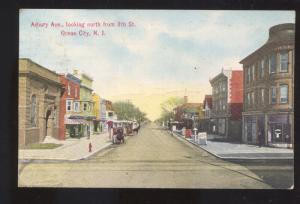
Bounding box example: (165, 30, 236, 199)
(18, 142, 113, 162)
(168, 131, 293, 161)
(78, 143, 112, 160)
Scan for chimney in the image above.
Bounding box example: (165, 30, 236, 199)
(184, 96, 188, 103)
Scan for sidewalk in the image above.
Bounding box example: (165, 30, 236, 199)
(19, 131, 113, 161)
(170, 131, 294, 160)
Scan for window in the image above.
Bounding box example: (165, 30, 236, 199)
(251, 92, 255, 106)
(260, 59, 265, 78)
(66, 100, 72, 111)
(247, 67, 251, 82)
(247, 93, 251, 106)
(222, 83, 226, 92)
(74, 102, 80, 112)
(261, 89, 265, 104)
(75, 87, 77, 98)
(30, 95, 37, 127)
(280, 85, 288, 103)
(269, 53, 276, 74)
(252, 65, 255, 81)
(83, 103, 87, 111)
(270, 87, 276, 104)
(280, 51, 288, 72)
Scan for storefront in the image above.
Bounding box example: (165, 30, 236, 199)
(243, 115, 265, 145)
(64, 115, 88, 138)
(267, 113, 292, 147)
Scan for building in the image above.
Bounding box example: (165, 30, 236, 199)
(58, 73, 82, 139)
(240, 23, 294, 148)
(92, 93, 103, 133)
(73, 70, 95, 137)
(19, 59, 63, 147)
(209, 69, 243, 141)
(199, 95, 213, 133)
(173, 96, 202, 130)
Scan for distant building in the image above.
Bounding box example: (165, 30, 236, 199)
(73, 70, 95, 137)
(92, 93, 102, 133)
(173, 96, 202, 130)
(209, 69, 244, 141)
(19, 59, 63, 147)
(240, 23, 294, 148)
(199, 95, 213, 133)
(59, 73, 83, 139)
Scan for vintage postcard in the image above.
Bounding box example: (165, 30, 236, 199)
(18, 9, 294, 189)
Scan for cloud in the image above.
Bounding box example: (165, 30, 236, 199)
(19, 9, 295, 120)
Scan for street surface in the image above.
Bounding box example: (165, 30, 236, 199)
(18, 123, 293, 188)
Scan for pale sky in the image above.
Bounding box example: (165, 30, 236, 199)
(19, 10, 295, 120)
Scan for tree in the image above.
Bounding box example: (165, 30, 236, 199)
(112, 101, 148, 123)
(158, 96, 184, 123)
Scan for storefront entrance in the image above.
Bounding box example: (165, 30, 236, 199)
(268, 114, 291, 144)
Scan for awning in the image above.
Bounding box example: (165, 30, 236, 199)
(64, 115, 88, 125)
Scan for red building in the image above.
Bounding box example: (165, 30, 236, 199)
(209, 69, 244, 141)
(58, 73, 81, 140)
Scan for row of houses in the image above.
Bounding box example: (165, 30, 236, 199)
(19, 58, 116, 147)
(173, 23, 294, 148)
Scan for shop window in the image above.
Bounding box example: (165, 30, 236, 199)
(280, 85, 288, 104)
(66, 100, 72, 111)
(270, 87, 276, 104)
(280, 51, 288, 73)
(269, 53, 276, 74)
(30, 95, 37, 127)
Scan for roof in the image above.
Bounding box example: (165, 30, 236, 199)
(240, 23, 295, 65)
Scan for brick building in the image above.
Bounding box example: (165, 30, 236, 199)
(209, 69, 243, 141)
(173, 96, 202, 130)
(19, 59, 63, 147)
(240, 23, 294, 148)
(58, 73, 81, 139)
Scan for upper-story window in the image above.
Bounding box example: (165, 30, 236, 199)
(269, 53, 276, 74)
(260, 59, 265, 78)
(247, 93, 251, 106)
(30, 95, 37, 127)
(83, 103, 87, 111)
(67, 84, 71, 96)
(74, 101, 80, 112)
(270, 87, 276, 104)
(251, 92, 255, 106)
(252, 64, 255, 81)
(247, 67, 251, 83)
(66, 100, 72, 111)
(280, 84, 288, 104)
(261, 89, 265, 104)
(280, 51, 288, 73)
